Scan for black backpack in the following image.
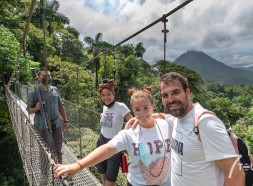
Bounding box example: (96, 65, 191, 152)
(237, 137, 253, 186)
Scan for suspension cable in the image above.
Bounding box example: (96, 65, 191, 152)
(54, 0, 194, 79)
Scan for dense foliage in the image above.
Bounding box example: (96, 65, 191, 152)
(0, 0, 252, 185)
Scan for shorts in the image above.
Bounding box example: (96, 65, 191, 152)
(95, 134, 121, 182)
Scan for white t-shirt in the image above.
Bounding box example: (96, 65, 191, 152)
(100, 102, 130, 139)
(109, 118, 171, 186)
(166, 103, 237, 186)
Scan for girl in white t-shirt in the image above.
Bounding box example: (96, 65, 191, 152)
(55, 86, 171, 186)
(96, 79, 132, 186)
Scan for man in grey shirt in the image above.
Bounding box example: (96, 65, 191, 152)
(27, 68, 69, 163)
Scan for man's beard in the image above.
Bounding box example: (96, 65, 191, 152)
(165, 97, 188, 118)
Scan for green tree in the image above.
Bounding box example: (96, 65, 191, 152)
(206, 97, 232, 123)
(205, 83, 253, 125)
(84, 33, 103, 54)
(118, 44, 134, 57)
(99, 55, 116, 80)
(115, 55, 157, 104)
(26, 23, 55, 64)
(233, 116, 253, 153)
(0, 25, 19, 85)
(0, 0, 27, 29)
(66, 26, 80, 38)
(31, 0, 69, 37)
(44, 0, 70, 37)
(56, 30, 86, 64)
(153, 60, 204, 98)
(134, 42, 146, 59)
(47, 56, 98, 109)
(84, 33, 112, 87)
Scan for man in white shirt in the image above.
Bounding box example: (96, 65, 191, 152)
(160, 72, 245, 186)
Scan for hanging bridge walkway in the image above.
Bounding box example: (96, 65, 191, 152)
(3, 1, 194, 185)
(5, 82, 102, 186)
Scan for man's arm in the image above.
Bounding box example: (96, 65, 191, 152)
(27, 91, 41, 114)
(59, 105, 69, 131)
(229, 132, 239, 154)
(124, 118, 137, 129)
(152, 113, 166, 120)
(28, 102, 41, 114)
(215, 157, 245, 186)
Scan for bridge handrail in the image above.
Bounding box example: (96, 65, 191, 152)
(5, 83, 102, 185)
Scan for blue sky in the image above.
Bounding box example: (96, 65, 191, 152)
(84, 0, 122, 15)
(58, 0, 253, 68)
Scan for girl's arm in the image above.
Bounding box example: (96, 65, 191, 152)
(55, 143, 117, 178)
(124, 112, 133, 121)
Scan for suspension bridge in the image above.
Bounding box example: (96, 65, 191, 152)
(2, 0, 194, 185)
(5, 82, 103, 185)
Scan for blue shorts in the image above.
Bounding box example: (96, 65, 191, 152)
(95, 134, 121, 182)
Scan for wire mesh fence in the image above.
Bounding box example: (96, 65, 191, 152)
(6, 83, 102, 186)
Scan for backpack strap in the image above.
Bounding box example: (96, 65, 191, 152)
(193, 109, 216, 141)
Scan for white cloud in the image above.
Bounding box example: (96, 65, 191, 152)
(58, 0, 253, 67)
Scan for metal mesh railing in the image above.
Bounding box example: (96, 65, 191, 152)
(5, 83, 102, 186)
(63, 100, 101, 158)
(16, 83, 101, 158)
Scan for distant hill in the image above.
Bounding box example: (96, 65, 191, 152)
(238, 66, 253, 72)
(173, 50, 253, 85)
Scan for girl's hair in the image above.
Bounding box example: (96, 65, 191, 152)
(97, 79, 117, 93)
(128, 85, 154, 106)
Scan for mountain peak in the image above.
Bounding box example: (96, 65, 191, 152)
(185, 50, 206, 55)
(174, 50, 253, 85)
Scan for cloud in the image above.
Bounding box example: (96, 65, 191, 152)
(58, 0, 253, 67)
(211, 52, 253, 68)
(84, 0, 126, 15)
(201, 31, 233, 49)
